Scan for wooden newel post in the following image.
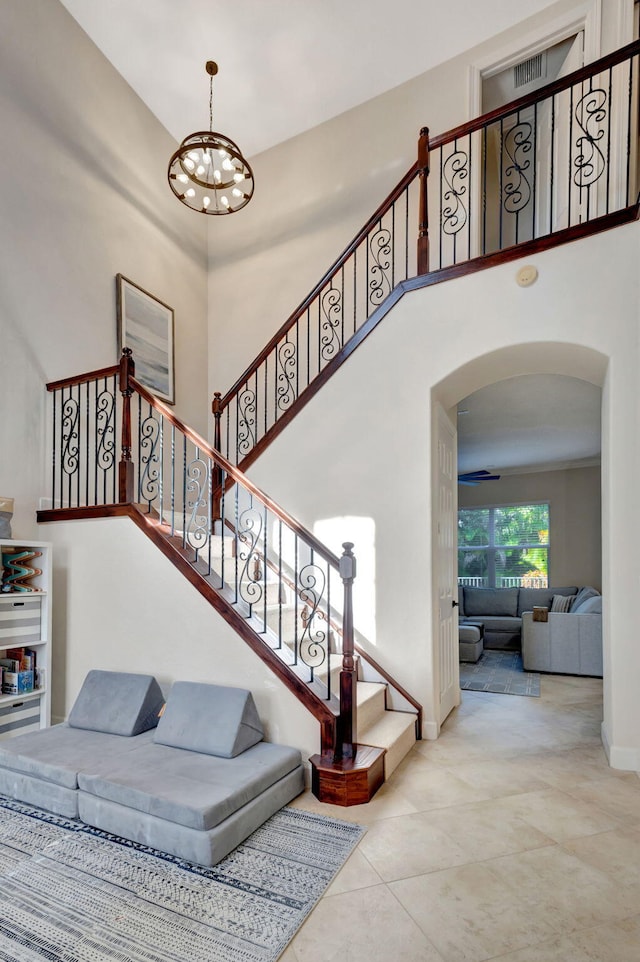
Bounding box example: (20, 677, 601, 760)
(211, 391, 223, 520)
(118, 347, 135, 503)
(417, 126, 430, 276)
(336, 542, 357, 760)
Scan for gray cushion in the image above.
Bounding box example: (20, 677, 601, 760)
(517, 586, 577, 616)
(78, 765, 305, 867)
(154, 682, 263, 758)
(0, 724, 155, 789)
(570, 586, 600, 612)
(67, 670, 164, 737)
(77, 740, 302, 831)
(463, 588, 518, 616)
(573, 594, 602, 614)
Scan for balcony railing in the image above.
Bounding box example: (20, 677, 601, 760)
(214, 40, 640, 468)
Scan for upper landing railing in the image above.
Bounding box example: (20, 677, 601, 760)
(214, 40, 640, 467)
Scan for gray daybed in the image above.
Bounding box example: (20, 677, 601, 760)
(0, 670, 305, 866)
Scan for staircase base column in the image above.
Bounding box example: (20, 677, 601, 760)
(309, 745, 385, 806)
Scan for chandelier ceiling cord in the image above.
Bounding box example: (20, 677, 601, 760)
(167, 61, 255, 215)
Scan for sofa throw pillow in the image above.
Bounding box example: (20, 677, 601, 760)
(570, 586, 600, 612)
(572, 595, 602, 614)
(551, 594, 573, 612)
(154, 681, 264, 758)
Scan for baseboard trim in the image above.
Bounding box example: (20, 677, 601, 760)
(422, 720, 439, 741)
(601, 721, 640, 771)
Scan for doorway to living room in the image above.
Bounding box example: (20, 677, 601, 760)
(432, 348, 606, 732)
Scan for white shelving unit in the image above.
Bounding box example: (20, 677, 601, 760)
(0, 539, 52, 738)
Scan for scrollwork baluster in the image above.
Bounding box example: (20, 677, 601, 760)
(368, 226, 392, 308)
(503, 120, 533, 215)
(276, 338, 297, 410)
(298, 563, 327, 674)
(186, 456, 210, 554)
(573, 87, 607, 190)
(238, 506, 264, 609)
(441, 149, 469, 236)
(320, 287, 343, 361)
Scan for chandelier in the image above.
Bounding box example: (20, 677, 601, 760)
(168, 61, 254, 215)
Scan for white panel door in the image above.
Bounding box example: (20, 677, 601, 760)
(435, 404, 460, 726)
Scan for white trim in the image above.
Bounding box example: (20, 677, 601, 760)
(469, 0, 602, 118)
(601, 720, 640, 771)
(422, 719, 440, 741)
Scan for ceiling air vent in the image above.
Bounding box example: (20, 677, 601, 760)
(514, 52, 547, 88)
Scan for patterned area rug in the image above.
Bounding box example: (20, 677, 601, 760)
(0, 796, 364, 962)
(460, 650, 541, 696)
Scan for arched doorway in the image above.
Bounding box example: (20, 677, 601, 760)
(431, 342, 607, 732)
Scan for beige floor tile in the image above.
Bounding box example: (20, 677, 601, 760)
(488, 846, 640, 932)
(562, 827, 640, 886)
(483, 920, 640, 961)
(423, 798, 554, 862)
(325, 848, 382, 896)
(496, 787, 621, 842)
(390, 861, 559, 962)
(357, 810, 470, 881)
(445, 756, 554, 797)
(567, 774, 640, 825)
(391, 760, 493, 811)
(289, 884, 445, 961)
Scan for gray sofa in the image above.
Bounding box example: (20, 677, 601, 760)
(522, 588, 603, 676)
(459, 585, 579, 649)
(0, 670, 305, 866)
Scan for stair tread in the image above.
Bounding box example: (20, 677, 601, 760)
(357, 681, 386, 704)
(359, 710, 416, 745)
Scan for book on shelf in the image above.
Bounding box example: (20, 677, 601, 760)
(0, 657, 21, 673)
(5, 647, 36, 672)
(2, 669, 34, 695)
(34, 666, 45, 691)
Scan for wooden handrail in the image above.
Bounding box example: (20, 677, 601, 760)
(430, 38, 640, 151)
(130, 375, 341, 570)
(46, 364, 119, 392)
(218, 162, 419, 410)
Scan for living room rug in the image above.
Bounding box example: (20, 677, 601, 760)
(460, 650, 541, 696)
(0, 796, 365, 962)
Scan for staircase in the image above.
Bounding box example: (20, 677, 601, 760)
(37, 40, 640, 803)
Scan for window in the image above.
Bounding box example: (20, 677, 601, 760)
(458, 502, 549, 588)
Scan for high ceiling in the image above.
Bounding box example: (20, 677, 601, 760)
(457, 375, 602, 476)
(58, 0, 556, 156)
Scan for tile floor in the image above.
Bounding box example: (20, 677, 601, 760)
(285, 674, 640, 962)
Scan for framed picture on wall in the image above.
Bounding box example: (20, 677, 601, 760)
(116, 274, 175, 405)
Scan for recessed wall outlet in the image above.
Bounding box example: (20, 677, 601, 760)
(516, 265, 538, 287)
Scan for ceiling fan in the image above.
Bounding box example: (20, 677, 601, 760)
(458, 469, 501, 486)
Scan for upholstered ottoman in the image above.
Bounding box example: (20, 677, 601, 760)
(459, 624, 483, 663)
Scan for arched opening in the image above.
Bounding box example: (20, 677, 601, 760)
(431, 342, 607, 733)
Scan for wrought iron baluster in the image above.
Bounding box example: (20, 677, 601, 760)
(482, 132, 487, 254)
(550, 94, 556, 233)
(293, 533, 299, 666)
(277, 519, 283, 650)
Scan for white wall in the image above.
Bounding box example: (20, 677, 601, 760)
(39, 516, 319, 763)
(458, 466, 602, 589)
(247, 222, 640, 768)
(0, 0, 209, 538)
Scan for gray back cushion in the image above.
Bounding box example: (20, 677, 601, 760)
(67, 670, 164, 737)
(517, 586, 578, 616)
(573, 594, 602, 614)
(570, 586, 600, 612)
(154, 682, 264, 758)
(464, 588, 519, 617)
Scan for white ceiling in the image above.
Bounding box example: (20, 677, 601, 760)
(457, 375, 602, 476)
(58, 0, 557, 156)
